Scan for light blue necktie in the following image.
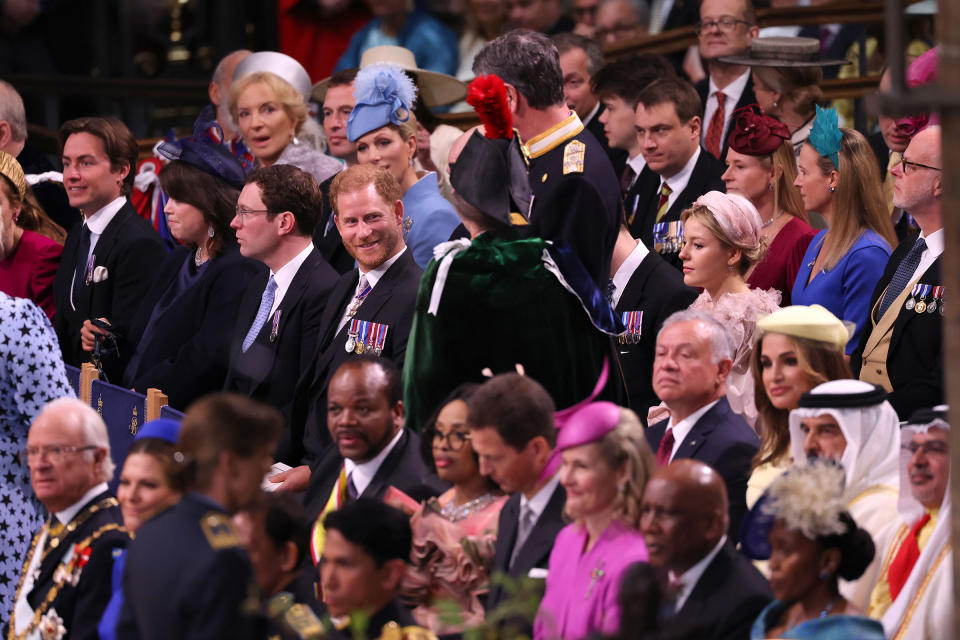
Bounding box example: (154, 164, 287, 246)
(242, 276, 277, 352)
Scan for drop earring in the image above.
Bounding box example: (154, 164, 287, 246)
(208, 225, 215, 238)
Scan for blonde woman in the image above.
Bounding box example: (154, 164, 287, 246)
(722, 108, 816, 306)
(791, 106, 896, 355)
(679, 191, 780, 427)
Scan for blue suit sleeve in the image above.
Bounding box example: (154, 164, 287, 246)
(840, 244, 891, 355)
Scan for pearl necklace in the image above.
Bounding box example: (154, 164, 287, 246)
(439, 493, 498, 522)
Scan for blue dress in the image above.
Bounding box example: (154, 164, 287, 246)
(97, 548, 127, 640)
(750, 600, 886, 639)
(0, 294, 73, 628)
(791, 229, 891, 354)
(401, 173, 461, 269)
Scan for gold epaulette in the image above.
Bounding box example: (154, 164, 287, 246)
(562, 139, 585, 174)
(376, 621, 439, 640)
(200, 512, 241, 550)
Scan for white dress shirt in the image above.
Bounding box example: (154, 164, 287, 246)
(912, 228, 944, 282)
(660, 146, 701, 213)
(343, 428, 405, 496)
(268, 241, 314, 316)
(610, 238, 649, 309)
(626, 153, 647, 187)
(581, 101, 601, 128)
(669, 534, 727, 612)
(663, 398, 720, 460)
(701, 70, 751, 152)
(335, 246, 407, 335)
(519, 472, 561, 523)
(83, 197, 127, 258)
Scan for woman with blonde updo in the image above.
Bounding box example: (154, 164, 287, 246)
(679, 191, 781, 426)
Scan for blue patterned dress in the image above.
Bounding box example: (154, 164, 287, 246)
(0, 294, 73, 627)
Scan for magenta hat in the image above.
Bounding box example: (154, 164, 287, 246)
(556, 402, 621, 451)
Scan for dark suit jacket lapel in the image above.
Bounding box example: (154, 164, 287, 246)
(265, 249, 323, 344)
(665, 151, 712, 221)
(615, 252, 659, 313)
(673, 399, 727, 459)
(675, 541, 733, 619)
(889, 257, 941, 354)
(361, 430, 410, 499)
(73, 205, 132, 312)
(510, 484, 565, 578)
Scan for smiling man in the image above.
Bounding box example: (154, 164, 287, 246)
(53, 117, 165, 379)
(868, 406, 952, 639)
(640, 459, 771, 640)
(11, 398, 129, 640)
(287, 164, 423, 496)
(646, 309, 758, 540)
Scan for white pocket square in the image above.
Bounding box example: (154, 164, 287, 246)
(527, 568, 548, 579)
(92, 266, 109, 283)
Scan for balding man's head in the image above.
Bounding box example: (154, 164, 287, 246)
(891, 125, 942, 223)
(640, 459, 728, 572)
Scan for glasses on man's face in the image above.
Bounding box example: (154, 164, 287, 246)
(901, 441, 949, 457)
(234, 205, 271, 224)
(428, 428, 471, 451)
(694, 16, 752, 34)
(898, 154, 942, 176)
(19, 444, 97, 465)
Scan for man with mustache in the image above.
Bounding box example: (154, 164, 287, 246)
(303, 356, 446, 522)
(787, 379, 901, 609)
(283, 164, 423, 495)
(868, 406, 952, 639)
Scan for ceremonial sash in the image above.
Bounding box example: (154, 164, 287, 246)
(309, 466, 349, 566)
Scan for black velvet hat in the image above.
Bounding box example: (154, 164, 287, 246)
(449, 130, 531, 226)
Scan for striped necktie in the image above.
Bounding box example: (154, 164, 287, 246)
(655, 183, 673, 223)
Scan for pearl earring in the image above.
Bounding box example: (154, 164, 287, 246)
(829, 186, 835, 193)
(208, 225, 215, 238)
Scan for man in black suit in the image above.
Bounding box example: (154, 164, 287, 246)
(12, 398, 130, 640)
(117, 394, 278, 640)
(640, 459, 772, 639)
(473, 29, 620, 287)
(279, 164, 422, 492)
(591, 55, 676, 229)
(695, 0, 759, 161)
(632, 77, 725, 267)
(852, 126, 943, 419)
(312, 69, 355, 274)
(303, 357, 446, 522)
(609, 224, 697, 416)
(553, 33, 628, 177)
(468, 373, 564, 636)
(645, 310, 759, 539)
(224, 164, 339, 466)
(54, 116, 165, 382)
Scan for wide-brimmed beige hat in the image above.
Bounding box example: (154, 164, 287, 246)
(718, 37, 850, 68)
(312, 45, 467, 108)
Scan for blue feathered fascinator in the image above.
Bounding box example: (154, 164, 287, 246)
(808, 104, 842, 169)
(347, 63, 418, 142)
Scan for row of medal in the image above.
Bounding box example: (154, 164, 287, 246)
(653, 221, 684, 255)
(344, 318, 390, 355)
(905, 284, 944, 315)
(618, 310, 643, 344)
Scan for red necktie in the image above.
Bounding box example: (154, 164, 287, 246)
(887, 512, 932, 600)
(656, 428, 675, 467)
(705, 91, 726, 158)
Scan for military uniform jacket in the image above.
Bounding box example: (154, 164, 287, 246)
(521, 113, 621, 288)
(290, 249, 422, 466)
(319, 599, 425, 640)
(10, 490, 129, 640)
(851, 237, 943, 419)
(223, 247, 339, 465)
(52, 202, 166, 379)
(628, 151, 725, 269)
(115, 493, 265, 640)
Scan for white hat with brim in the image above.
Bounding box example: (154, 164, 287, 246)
(312, 45, 467, 108)
(718, 37, 850, 68)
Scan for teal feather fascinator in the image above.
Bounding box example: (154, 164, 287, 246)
(809, 105, 842, 168)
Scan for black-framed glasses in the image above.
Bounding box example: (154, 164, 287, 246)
(901, 441, 949, 456)
(234, 205, 271, 224)
(19, 445, 98, 464)
(899, 154, 942, 175)
(427, 428, 471, 451)
(694, 16, 753, 34)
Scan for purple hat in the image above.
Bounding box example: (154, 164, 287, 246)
(556, 402, 621, 451)
(135, 418, 181, 444)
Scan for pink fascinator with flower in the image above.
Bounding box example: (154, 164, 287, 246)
(694, 191, 764, 251)
(556, 402, 621, 451)
(896, 48, 939, 137)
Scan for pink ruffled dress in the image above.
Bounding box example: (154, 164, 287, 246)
(400, 489, 508, 633)
(691, 288, 781, 428)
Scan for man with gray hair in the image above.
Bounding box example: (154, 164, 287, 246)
(472, 29, 620, 287)
(208, 49, 252, 142)
(11, 397, 129, 640)
(552, 32, 628, 176)
(646, 309, 759, 539)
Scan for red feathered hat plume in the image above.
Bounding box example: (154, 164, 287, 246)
(467, 75, 513, 139)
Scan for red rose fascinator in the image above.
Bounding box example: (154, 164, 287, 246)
(728, 105, 791, 157)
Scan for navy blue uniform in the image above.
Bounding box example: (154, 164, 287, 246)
(115, 493, 266, 640)
(521, 114, 621, 287)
